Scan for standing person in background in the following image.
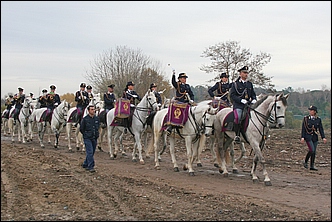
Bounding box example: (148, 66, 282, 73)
(230, 66, 257, 144)
(301, 105, 327, 171)
(80, 105, 100, 173)
(74, 82, 89, 127)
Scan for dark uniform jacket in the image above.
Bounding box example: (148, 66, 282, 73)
(5, 98, 14, 110)
(230, 79, 256, 110)
(38, 95, 48, 108)
(301, 115, 325, 142)
(123, 90, 141, 105)
(154, 91, 162, 105)
(13, 93, 25, 109)
(46, 93, 61, 109)
(208, 82, 232, 102)
(75, 90, 89, 109)
(87, 92, 94, 101)
(172, 75, 194, 103)
(80, 114, 100, 140)
(104, 92, 116, 110)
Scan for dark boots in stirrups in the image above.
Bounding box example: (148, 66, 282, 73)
(233, 123, 241, 144)
(303, 151, 311, 169)
(310, 152, 318, 171)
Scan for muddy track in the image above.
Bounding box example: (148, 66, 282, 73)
(1, 128, 331, 221)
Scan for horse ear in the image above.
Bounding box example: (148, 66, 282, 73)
(284, 93, 289, 100)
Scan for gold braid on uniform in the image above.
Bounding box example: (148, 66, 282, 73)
(175, 82, 187, 100)
(303, 116, 317, 135)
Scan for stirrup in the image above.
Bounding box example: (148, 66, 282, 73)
(234, 136, 241, 144)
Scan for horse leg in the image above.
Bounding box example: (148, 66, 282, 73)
(113, 130, 121, 158)
(107, 126, 115, 159)
(209, 136, 220, 168)
(195, 134, 206, 167)
(168, 135, 179, 172)
(38, 123, 46, 148)
(183, 137, 196, 176)
(133, 133, 145, 164)
(154, 131, 162, 170)
(262, 161, 272, 186)
(119, 130, 126, 156)
(66, 124, 73, 152)
(21, 121, 27, 144)
(251, 155, 259, 183)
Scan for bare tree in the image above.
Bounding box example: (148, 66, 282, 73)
(200, 40, 274, 90)
(84, 45, 171, 98)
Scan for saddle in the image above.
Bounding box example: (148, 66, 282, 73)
(222, 109, 250, 143)
(68, 109, 83, 123)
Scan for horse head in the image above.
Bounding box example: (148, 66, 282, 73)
(143, 89, 158, 111)
(272, 93, 289, 128)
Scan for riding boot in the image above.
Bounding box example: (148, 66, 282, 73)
(310, 152, 318, 171)
(233, 123, 241, 144)
(166, 125, 173, 135)
(303, 151, 311, 169)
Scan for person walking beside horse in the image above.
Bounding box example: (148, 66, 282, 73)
(301, 105, 327, 171)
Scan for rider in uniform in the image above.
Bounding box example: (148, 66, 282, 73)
(38, 89, 48, 108)
(4, 94, 14, 119)
(44, 84, 61, 126)
(122, 81, 141, 133)
(86, 85, 94, 101)
(12, 87, 25, 125)
(75, 82, 89, 127)
(208, 72, 232, 107)
(230, 66, 257, 144)
(166, 71, 195, 134)
(150, 83, 162, 108)
(102, 84, 116, 128)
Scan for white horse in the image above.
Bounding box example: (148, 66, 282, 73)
(106, 89, 159, 163)
(51, 100, 70, 148)
(1, 108, 12, 135)
(152, 100, 218, 175)
(29, 106, 52, 144)
(65, 98, 98, 152)
(214, 93, 289, 186)
(7, 97, 33, 143)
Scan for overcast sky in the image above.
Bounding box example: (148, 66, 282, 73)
(1, 1, 331, 97)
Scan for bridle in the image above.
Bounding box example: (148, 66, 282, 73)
(133, 92, 157, 126)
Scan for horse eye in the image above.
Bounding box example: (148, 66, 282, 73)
(148, 98, 151, 100)
(277, 106, 280, 109)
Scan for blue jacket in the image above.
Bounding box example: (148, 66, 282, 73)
(301, 115, 325, 142)
(80, 114, 100, 140)
(123, 90, 141, 105)
(104, 92, 116, 110)
(172, 74, 194, 103)
(208, 82, 232, 103)
(230, 78, 256, 110)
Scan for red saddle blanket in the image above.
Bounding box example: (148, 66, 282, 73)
(114, 98, 131, 118)
(165, 101, 190, 128)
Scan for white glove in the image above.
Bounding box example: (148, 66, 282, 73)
(251, 99, 257, 104)
(172, 70, 176, 75)
(158, 91, 164, 94)
(241, 99, 248, 104)
(158, 103, 162, 107)
(78, 96, 81, 99)
(54, 102, 58, 106)
(189, 100, 194, 104)
(132, 95, 138, 98)
(215, 96, 221, 100)
(83, 96, 87, 99)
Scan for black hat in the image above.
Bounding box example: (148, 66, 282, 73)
(220, 72, 229, 78)
(42, 89, 48, 93)
(50, 84, 56, 90)
(9, 95, 13, 98)
(86, 85, 92, 90)
(80, 82, 86, 88)
(150, 83, 157, 89)
(126, 81, 135, 86)
(178, 73, 188, 79)
(108, 84, 115, 88)
(238, 66, 249, 73)
(18, 87, 24, 91)
(308, 105, 318, 112)
(30, 92, 34, 96)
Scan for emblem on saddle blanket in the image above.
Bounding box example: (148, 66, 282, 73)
(114, 98, 130, 118)
(222, 111, 249, 133)
(165, 101, 190, 128)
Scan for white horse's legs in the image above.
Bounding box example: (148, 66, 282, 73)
(107, 126, 116, 159)
(154, 130, 163, 169)
(132, 132, 145, 164)
(168, 135, 179, 172)
(37, 122, 46, 148)
(183, 136, 198, 176)
(66, 123, 73, 151)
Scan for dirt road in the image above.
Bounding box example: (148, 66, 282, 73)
(1, 128, 331, 221)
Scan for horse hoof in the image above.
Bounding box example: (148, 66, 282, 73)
(264, 181, 272, 186)
(214, 163, 220, 168)
(218, 169, 224, 174)
(155, 166, 161, 170)
(183, 165, 188, 171)
(110, 156, 115, 160)
(158, 158, 162, 162)
(132, 159, 137, 162)
(253, 179, 259, 184)
(68, 149, 73, 153)
(98, 147, 103, 152)
(197, 163, 203, 167)
(76, 147, 80, 151)
(174, 167, 179, 172)
(122, 153, 127, 156)
(48, 141, 51, 144)
(232, 169, 239, 174)
(54, 145, 58, 149)
(189, 172, 195, 176)
(140, 160, 145, 165)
